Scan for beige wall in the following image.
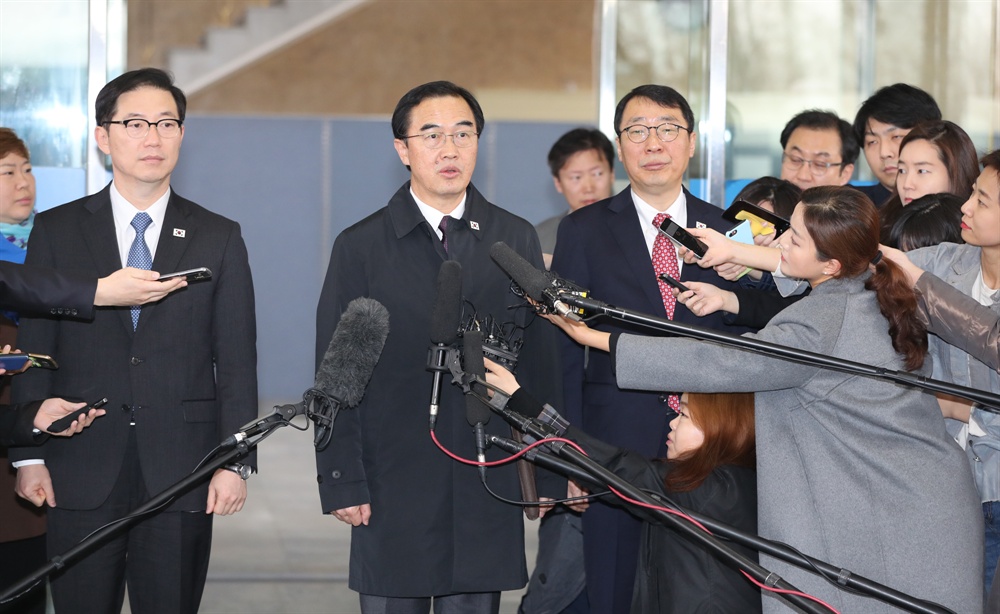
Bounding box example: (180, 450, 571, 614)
(128, 0, 599, 121)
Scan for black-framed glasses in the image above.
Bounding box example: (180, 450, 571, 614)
(620, 122, 690, 144)
(104, 118, 183, 139)
(401, 130, 479, 149)
(781, 152, 844, 176)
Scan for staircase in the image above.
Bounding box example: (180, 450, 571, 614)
(169, 0, 367, 95)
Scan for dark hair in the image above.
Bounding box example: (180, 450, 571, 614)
(981, 149, 1000, 175)
(800, 186, 927, 370)
(390, 81, 484, 139)
(733, 177, 801, 219)
(852, 83, 941, 146)
(614, 84, 694, 135)
(547, 128, 614, 177)
(0, 127, 29, 161)
(878, 120, 979, 241)
(664, 393, 756, 493)
(95, 68, 186, 125)
(887, 193, 965, 251)
(780, 110, 859, 166)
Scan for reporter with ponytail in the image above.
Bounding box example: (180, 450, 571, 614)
(546, 186, 982, 613)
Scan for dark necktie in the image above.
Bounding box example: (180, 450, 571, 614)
(127, 212, 153, 329)
(439, 217, 451, 254)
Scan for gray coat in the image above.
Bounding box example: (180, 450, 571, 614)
(614, 274, 983, 613)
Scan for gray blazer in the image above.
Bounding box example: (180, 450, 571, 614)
(909, 242, 1000, 505)
(614, 274, 982, 613)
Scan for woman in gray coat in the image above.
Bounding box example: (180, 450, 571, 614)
(547, 186, 983, 613)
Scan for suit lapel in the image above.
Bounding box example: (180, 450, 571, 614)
(607, 188, 667, 316)
(138, 193, 194, 330)
(81, 186, 137, 332)
(152, 194, 193, 276)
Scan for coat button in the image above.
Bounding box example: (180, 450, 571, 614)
(331, 470, 342, 479)
(130, 357, 143, 365)
(658, 394, 669, 403)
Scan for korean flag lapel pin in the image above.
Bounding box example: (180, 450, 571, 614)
(173, 228, 186, 238)
(469, 221, 480, 231)
(695, 221, 706, 229)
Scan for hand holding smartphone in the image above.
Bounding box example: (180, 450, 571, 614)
(47, 397, 108, 434)
(158, 267, 212, 282)
(657, 218, 708, 259)
(0, 353, 58, 372)
(658, 273, 691, 294)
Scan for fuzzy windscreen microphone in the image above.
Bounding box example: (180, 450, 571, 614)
(312, 297, 390, 449)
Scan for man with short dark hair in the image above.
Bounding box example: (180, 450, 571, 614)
(551, 84, 745, 614)
(852, 83, 942, 205)
(315, 81, 560, 614)
(10, 68, 258, 614)
(535, 128, 615, 268)
(778, 109, 858, 191)
(537, 128, 615, 267)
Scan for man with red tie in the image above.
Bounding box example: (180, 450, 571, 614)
(550, 84, 747, 614)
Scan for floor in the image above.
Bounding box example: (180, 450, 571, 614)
(122, 407, 538, 614)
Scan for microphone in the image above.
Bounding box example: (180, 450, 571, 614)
(225, 297, 390, 451)
(489, 242, 594, 320)
(311, 297, 391, 450)
(427, 261, 463, 430)
(463, 330, 491, 478)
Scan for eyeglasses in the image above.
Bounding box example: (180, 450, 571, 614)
(104, 118, 183, 139)
(781, 153, 844, 176)
(620, 122, 690, 144)
(401, 130, 479, 149)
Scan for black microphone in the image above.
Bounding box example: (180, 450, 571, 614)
(226, 297, 390, 450)
(427, 261, 463, 430)
(311, 297, 391, 450)
(463, 330, 491, 478)
(489, 241, 594, 319)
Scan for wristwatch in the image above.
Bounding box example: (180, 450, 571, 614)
(223, 463, 252, 480)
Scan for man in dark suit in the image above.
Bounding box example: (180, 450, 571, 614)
(9, 68, 257, 614)
(315, 81, 561, 614)
(550, 84, 748, 614)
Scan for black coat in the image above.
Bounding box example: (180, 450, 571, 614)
(568, 426, 761, 613)
(0, 401, 43, 448)
(0, 260, 95, 318)
(314, 183, 561, 597)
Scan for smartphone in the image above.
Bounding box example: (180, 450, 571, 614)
(0, 354, 31, 371)
(722, 199, 791, 236)
(658, 273, 691, 294)
(657, 218, 708, 259)
(47, 397, 108, 434)
(725, 219, 755, 246)
(158, 267, 212, 282)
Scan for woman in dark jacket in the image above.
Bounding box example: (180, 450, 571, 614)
(486, 358, 760, 613)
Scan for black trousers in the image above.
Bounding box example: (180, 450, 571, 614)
(46, 430, 212, 614)
(360, 592, 501, 614)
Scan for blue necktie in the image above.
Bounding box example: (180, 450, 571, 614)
(127, 212, 153, 329)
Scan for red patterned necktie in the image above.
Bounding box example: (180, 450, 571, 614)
(651, 212, 681, 412)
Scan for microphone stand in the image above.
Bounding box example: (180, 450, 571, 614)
(561, 293, 1000, 411)
(479, 397, 834, 614)
(0, 408, 300, 608)
(488, 433, 953, 614)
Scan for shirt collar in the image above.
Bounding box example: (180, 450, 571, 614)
(411, 188, 467, 239)
(110, 181, 170, 232)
